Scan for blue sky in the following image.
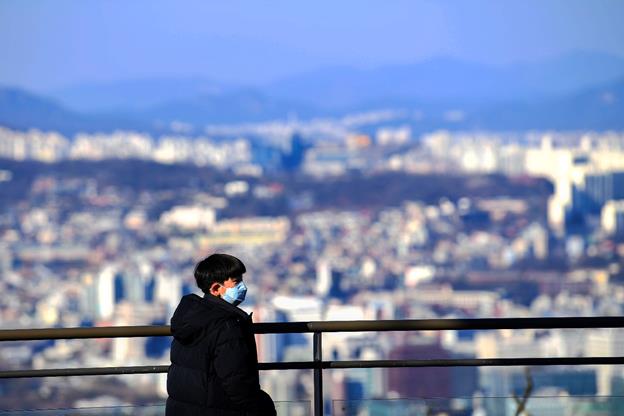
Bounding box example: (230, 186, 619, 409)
(1, 0, 624, 91)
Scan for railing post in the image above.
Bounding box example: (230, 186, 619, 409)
(313, 331, 323, 416)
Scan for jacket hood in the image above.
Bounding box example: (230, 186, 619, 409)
(170, 294, 250, 345)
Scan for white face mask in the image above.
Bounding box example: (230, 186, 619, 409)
(222, 281, 247, 306)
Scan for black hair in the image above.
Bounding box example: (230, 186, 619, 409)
(194, 253, 246, 293)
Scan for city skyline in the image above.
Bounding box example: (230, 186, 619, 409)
(1, 125, 624, 414)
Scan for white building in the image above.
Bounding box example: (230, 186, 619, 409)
(601, 200, 624, 235)
(159, 205, 216, 230)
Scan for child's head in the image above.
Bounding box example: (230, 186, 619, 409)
(194, 254, 246, 300)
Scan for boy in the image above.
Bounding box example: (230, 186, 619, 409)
(166, 253, 276, 415)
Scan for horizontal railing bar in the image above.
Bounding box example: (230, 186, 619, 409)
(6, 396, 624, 413)
(0, 325, 170, 341)
(2, 317, 624, 341)
(322, 356, 624, 369)
(3, 356, 624, 379)
(278, 316, 624, 333)
(0, 365, 169, 378)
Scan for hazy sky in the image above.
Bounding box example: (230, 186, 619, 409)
(1, 0, 624, 91)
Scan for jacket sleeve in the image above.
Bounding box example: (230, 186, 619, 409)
(212, 319, 264, 412)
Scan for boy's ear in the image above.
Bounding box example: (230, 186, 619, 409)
(209, 282, 221, 296)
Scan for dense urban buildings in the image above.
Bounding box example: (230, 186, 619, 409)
(1, 122, 623, 415)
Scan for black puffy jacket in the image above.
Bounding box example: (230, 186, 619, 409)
(166, 294, 275, 416)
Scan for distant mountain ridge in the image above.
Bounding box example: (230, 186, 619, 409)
(268, 51, 624, 108)
(1, 51, 624, 134)
(0, 87, 94, 133)
(138, 88, 321, 125)
(54, 77, 231, 113)
(470, 76, 624, 130)
(0, 87, 152, 134)
(48, 51, 624, 113)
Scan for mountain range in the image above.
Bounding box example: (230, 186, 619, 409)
(1, 51, 623, 135)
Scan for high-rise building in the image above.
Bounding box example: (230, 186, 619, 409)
(281, 133, 308, 172)
(0, 243, 12, 273)
(316, 259, 331, 297)
(387, 341, 453, 398)
(602, 200, 624, 235)
(95, 266, 116, 320)
(548, 168, 624, 233)
(584, 172, 624, 211)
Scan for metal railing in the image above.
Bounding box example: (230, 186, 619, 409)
(2, 316, 624, 416)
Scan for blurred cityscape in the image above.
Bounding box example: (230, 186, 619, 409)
(2, 1, 624, 415)
(1, 121, 624, 414)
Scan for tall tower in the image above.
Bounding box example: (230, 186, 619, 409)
(281, 133, 307, 172)
(0, 243, 11, 274)
(96, 266, 116, 320)
(316, 259, 331, 298)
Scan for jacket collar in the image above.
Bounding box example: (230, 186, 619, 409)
(201, 293, 251, 321)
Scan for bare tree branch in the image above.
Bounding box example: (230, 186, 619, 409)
(514, 367, 534, 416)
